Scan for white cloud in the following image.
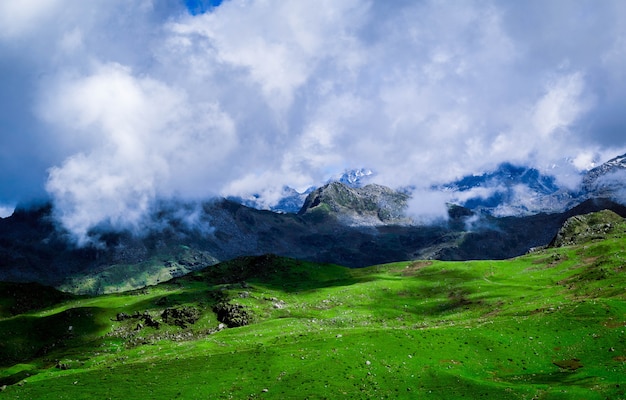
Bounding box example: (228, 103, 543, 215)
(42, 63, 236, 243)
(531, 72, 591, 138)
(168, 0, 367, 112)
(596, 170, 626, 204)
(0, 0, 61, 39)
(0, 0, 625, 239)
(406, 189, 450, 224)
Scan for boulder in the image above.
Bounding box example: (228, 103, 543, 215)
(161, 306, 201, 328)
(213, 302, 250, 328)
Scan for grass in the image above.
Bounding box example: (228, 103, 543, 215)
(1, 231, 625, 399)
(57, 245, 219, 295)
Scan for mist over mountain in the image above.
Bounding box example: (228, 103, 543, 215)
(227, 186, 315, 214)
(427, 153, 626, 218)
(227, 168, 375, 214)
(2, 159, 626, 294)
(233, 153, 626, 219)
(581, 153, 626, 198)
(1, 153, 626, 294)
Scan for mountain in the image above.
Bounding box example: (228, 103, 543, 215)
(435, 162, 576, 216)
(226, 155, 626, 219)
(432, 154, 626, 217)
(336, 167, 374, 187)
(442, 162, 560, 195)
(0, 196, 444, 293)
(228, 168, 374, 214)
(2, 224, 626, 398)
(2, 180, 626, 294)
(549, 209, 624, 248)
(298, 182, 410, 226)
(581, 152, 626, 198)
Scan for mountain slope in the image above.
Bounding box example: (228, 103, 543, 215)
(1, 220, 625, 399)
(2, 189, 626, 294)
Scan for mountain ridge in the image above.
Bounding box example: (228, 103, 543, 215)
(2, 153, 626, 294)
(229, 153, 626, 218)
(2, 188, 626, 294)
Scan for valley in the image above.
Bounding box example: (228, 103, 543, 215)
(1, 211, 625, 399)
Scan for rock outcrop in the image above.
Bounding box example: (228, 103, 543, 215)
(298, 182, 410, 226)
(549, 209, 624, 247)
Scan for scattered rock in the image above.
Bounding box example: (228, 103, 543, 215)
(142, 313, 160, 329)
(161, 306, 201, 328)
(114, 311, 161, 329)
(213, 302, 250, 327)
(55, 362, 69, 370)
(115, 312, 131, 321)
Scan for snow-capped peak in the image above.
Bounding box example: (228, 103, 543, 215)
(335, 168, 374, 188)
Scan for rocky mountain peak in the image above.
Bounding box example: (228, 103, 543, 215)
(298, 182, 410, 225)
(336, 168, 374, 188)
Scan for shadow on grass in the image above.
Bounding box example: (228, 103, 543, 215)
(353, 267, 506, 320)
(0, 306, 109, 373)
(499, 369, 600, 387)
(179, 254, 367, 293)
(0, 282, 75, 318)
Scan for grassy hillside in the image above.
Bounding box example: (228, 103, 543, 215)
(1, 222, 625, 399)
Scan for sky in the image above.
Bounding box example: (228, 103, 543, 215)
(0, 0, 625, 241)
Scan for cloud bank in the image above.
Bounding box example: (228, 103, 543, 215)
(1, 0, 626, 242)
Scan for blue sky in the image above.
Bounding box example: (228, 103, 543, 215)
(0, 0, 625, 239)
(184, 0, 222, 15)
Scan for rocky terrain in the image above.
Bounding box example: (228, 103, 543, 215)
(548, 209, 625, 248)
(298, 182, 411, 226)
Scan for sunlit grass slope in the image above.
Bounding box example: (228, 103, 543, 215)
(1, 228, 625, 399)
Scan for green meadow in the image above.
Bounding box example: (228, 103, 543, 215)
(1, 226, 625, 399)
